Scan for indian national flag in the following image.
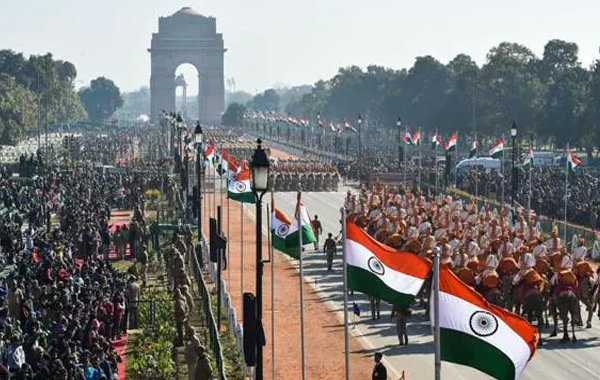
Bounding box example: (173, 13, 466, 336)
(284, 193, 316, 257)
(490, 137, 504, 159)
(403, 130, 413, 145)
(204, 142, 215, 161)
(431, 132, 442, 149)
(271, 199, 295, 256)
(228, 162, 255, 203)
(344, 221, 431, 306)
(470, 139, 478, 158)
(568, 149, 581, 172)
(217, 149, 229, 176)
(522, 146, 534, 171)
(445, 134, 457, 152)
(227, 156, 238, 183)
(412, 130, 421, 145)
(431, 265, 538, 380)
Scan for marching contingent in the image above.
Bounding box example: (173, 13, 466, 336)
(237, 110, 600, 379)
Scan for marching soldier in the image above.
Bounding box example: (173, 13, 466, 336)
(369, 295, 381, 320)
(323, 232, 337, 271)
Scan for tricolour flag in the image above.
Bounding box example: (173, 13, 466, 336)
(284, 192, 316, 257)
(270, 198, 295, 256)
(412, 130, 421, 145)
(345, 121, 358, 133)
(431, 132, 442, 149)
(227, 156, 238, 183)
(402, 130, 413, 145)
(204, 142, 215, 161)
(567, 149, 581, 172)
(217, 149, 229, 176)
(470, 138, 478, 158)
(490, 137, 505, 159)
(345, 221, 431, 306)
(445, 134, 457, 152)
(431, 265, 538, 380)
(522, 146, 534, 171)
(228, 162, 255, 203)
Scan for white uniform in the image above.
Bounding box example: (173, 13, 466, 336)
(532, 244, 548, 259)
(572, 246, 587, 261)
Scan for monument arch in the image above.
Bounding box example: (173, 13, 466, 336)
(149, 7, 225, 123)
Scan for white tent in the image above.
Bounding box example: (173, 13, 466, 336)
(456, 157, 502, 170)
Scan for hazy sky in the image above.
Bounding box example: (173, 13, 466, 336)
(1, 0, 600, 96)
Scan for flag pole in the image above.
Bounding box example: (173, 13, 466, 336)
(475, 135, 479, 203)
(418, 127, 422, 190)
(434, 133, 439, 197)
(564, 143, 569, 242)
(342, 207, 350, 380)
(528, 144, 532, 216)
(433, 246, 441, 380)
(501, 134, 505, 205)
(227, 177, 231, 283)
(403, 127, 408, 190)
(240, 202, 244, 311)
(213, 155, 216, 218)
(297, 190, 307, 380)
(454, 131, 458, 189)
(267, 196, 275, 380)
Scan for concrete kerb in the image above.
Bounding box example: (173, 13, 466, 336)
(242, 204, 403, 380)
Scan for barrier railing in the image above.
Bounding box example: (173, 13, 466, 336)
(191, 242, 228, 380)
(200, 239, 250, 377)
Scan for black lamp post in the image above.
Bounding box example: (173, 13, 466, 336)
(511, 121, 518, 209)
(195, 121, 204, 246)
(357, 115, 363, 186)
(250, 139, 270, 380)
(396, 116, 402, 167)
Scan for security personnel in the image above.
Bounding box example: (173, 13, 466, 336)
(372, 352, 387, 380)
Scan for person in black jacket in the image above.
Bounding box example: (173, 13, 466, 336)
(372, 352, 387, 380)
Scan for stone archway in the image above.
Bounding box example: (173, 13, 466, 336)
(149, 7, 225, 123)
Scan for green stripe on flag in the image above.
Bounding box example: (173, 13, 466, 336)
(347, 266, 416, 306)
(440, 328, 516, 380)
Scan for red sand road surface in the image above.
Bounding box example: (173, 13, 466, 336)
(201, 191, 373, 380)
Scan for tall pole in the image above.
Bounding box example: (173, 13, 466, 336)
(564, 143, 569, 242)
(240, 203, 244, 315)
(342, 208, 350, 380)
(227, 184, 231, 282)
(298, 190, 307, 380)
(511, 131, 517, 210)
(268, 195, 276, 380)
(433, 246, 441, 380)
(197, 141, 203, 247)
(501, 134, 505, 204)
(403, 128, 407, 189)
(418, 128, 422, 190)
(358, 117, 362, 187)
(255, 193, 264, 380)
(434, 138, 439, 197)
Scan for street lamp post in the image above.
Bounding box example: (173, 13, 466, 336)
(511, 121, 518, 211)
(250, 139, 271, 380)
(195, 121, 203, 248)
(357, 115, 363, 186)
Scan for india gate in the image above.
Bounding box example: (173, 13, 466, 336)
(149, 7, 225, 123)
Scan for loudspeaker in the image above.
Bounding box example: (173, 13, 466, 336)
(243, 293, 257, 366)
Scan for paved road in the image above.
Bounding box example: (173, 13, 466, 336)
(263, 189, 600, 380)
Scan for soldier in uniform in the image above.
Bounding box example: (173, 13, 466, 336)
(174, 288, 189, 347)
(138, 244, 149, 287)
(369, 295, 381, 320)
(323, 232, 337, 271)
(126, 275, 141, 329)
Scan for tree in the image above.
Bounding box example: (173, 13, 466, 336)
(79, 77, 124, 122)
(0, 73, 37, 145)
(246, 89, 281, 111)
(222, 102, 246, 126)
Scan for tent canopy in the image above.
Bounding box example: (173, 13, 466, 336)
(456, 157, 502, 170)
